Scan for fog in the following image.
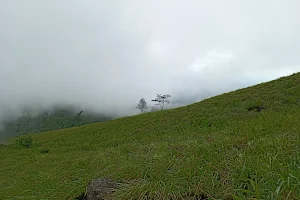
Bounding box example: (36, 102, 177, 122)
(1, 0, 300, 126)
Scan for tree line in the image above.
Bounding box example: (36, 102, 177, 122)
(0, 107, 112, 138)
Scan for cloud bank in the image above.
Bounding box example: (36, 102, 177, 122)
(1, 0, 300, 120)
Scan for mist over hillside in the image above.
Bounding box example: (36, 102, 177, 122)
(0, 90, 214, 142)
(1, 73, 300, 199)
(0, 104, 115, 143)
(0, 73, 296, 143)
(1, 1, 300, 141)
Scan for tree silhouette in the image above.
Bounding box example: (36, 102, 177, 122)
(136, 98, 148, 113)
(75, 111, 84, 126)
(16, 123, 22, 137)
(151, 94, 171, 110)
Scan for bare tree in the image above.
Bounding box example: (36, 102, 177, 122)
(136, 98, 148, 113)
(20, 112, 29, 134)
(37, 112, 50, 132)
(75, 111, 84, 126)
(16, 123, 22, 137)
(152, 94, 171, 110)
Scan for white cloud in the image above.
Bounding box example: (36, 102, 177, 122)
(0, 0, 300, 121)
(189, 49, 235, 72)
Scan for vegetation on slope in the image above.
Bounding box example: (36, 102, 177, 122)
(1, 73, 300, 199)
(0, 106, 112, 142)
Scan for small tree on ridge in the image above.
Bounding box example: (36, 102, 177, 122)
(136, 98, 148, 113)
(152, 94, 171, 110)
(75, 111, 84, 126)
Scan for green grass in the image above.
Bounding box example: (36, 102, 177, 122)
(1, 73, 300, 199)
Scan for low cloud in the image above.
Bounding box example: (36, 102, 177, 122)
(0, 0, 300, 128)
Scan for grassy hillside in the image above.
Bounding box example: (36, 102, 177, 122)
(1, 73, 300, 199)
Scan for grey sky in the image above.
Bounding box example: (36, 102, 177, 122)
(1, 0, 300, 118)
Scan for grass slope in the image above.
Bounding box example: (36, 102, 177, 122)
(1, 73, 300, 199)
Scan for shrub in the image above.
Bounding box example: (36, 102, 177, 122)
(247, 105, 265, 112)
(40, 148, 50, 154)
(15, 136, 32, 148)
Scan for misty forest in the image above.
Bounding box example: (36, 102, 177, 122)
(0, 106, 112, 142)
(0, 94, 171, 142)
(1, 1, 300, 200)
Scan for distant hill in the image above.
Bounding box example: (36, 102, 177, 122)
(1, 73, 300, 199)
(0, 105, 113, 142)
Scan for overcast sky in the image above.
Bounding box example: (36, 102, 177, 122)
(1, 0, 300, 118)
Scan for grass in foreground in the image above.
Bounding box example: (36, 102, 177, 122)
(1, 73, 300, 199)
